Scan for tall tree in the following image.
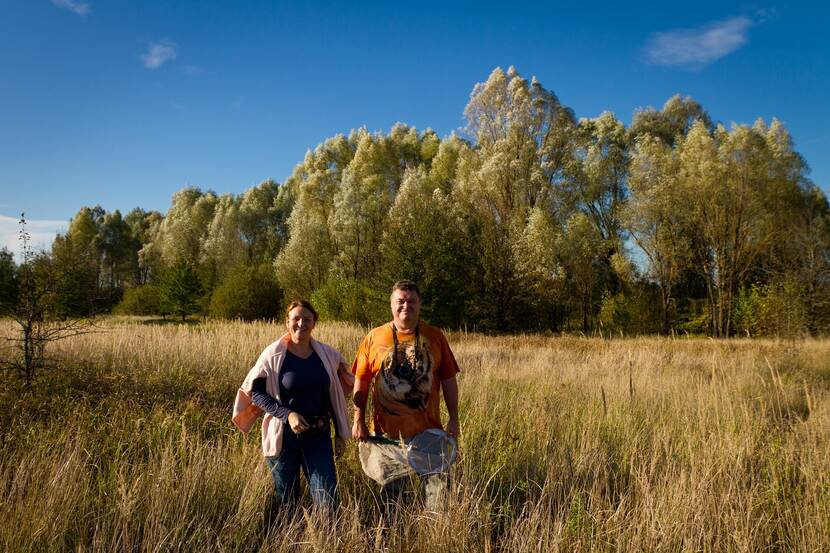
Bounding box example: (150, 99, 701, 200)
(125, 208, 163, 285)
(200, 193, 246, 283)
(459, 66, 573, 330)
(238, 179, 293, 261)
(630, 95, 713, 147)
(276, 133, 356, 299)
(97, 210, 135, 307)
(378, 166, 474, 327)
(625, 134, 692, 333)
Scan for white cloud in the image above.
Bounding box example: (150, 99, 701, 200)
(141, 39, 177, 69)
(644, 16, 753, 69)
(51, 0, 90, 16)
(0, 214, 67, 262)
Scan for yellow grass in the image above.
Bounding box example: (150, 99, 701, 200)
(1, 318, 828, 552)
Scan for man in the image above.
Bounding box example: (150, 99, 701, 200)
(351, 280, 460, 509)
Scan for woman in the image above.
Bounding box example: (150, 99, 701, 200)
(232, 300, 354, 512)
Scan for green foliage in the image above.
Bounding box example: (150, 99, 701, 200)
(49, 234, 100, 317)
(598, 286, 663, 335)
(0, 248, 17, 309)
(734, 279, 810, 337)
(114, 284, 162, 316)
(3, 215, 93, 387)
(19, 66, 830, 336)
(160, 262, 204, 321)
(310, 277, 385, 326)
(209, 263, 282, 321)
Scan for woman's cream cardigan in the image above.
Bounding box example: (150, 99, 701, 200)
(232, 334, 351, 457)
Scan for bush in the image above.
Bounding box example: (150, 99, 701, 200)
(734, 279, 809, 337)
(598, 286, 662, 335)
(114, 284, 163, 316)
(310, 277, 386, 325)
(209, 263, 281, 321)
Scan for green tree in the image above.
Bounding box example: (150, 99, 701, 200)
(459, 66, 574, 330)
(630, 95, 712, 147)
(378, 166, 475, 327)
(160, 262, 204, 322)
(514, 205, 567, 330)
(200, 193, 246, 284)
(238, 179, 293, 261)
(97, 210, 136, 307)
(0, 248, 17, 309)
(559, 212, 606, 332)
(625, 134, 692, 334)
(275, 134, 356, 299)
(49, 233, 99, 317)
(2, 215, 92, 387)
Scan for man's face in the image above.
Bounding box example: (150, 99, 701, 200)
(390, 289, 421, 328)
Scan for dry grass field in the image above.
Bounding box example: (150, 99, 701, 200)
(1, 318, 828, 552)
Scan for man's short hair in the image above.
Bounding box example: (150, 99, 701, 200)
(391, 280, 420, 298)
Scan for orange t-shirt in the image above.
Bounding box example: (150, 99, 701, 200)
(352, 321, 460, 439)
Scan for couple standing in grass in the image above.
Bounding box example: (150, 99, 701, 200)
(232, 280, 461, 515)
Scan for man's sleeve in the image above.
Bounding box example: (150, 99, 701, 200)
(437, 333, 460, 380)
(351, 334, 375, 383)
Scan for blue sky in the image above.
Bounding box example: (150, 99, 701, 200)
(1, 1, 828, 254)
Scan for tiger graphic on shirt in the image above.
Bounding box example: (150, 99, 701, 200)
(376, 339, 434, 416)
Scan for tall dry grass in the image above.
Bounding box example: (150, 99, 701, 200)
(1, 318, 828, 552)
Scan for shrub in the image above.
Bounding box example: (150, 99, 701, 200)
(598, 286, 662, 335)
(310, 277, 385, 325)
(209, 263, 281, 321)
(114, 284, 163, 316)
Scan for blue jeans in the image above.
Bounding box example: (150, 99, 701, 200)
(265, 426, 338, 512)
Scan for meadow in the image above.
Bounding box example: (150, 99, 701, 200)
(1, 318, 828, 552)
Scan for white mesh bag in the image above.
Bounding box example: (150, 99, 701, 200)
(358, 429, 458, 485)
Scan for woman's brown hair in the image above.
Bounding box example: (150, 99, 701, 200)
(285, 299, 319, 322)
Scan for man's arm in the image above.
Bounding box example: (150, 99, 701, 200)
(337, 361, 355, 395)
(352, 378, 371, 441)
(441, 376, 460, 438)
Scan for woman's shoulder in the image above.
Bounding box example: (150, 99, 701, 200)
(257, 335, 289, 359)
(311, 338, 342, 357)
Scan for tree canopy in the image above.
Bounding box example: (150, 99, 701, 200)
(27, 66, 828, 337)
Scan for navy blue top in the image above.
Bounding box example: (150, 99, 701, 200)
(250, 349, 332, 424)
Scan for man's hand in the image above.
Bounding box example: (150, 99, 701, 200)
(352, 417, 369, 441)
(287, 411, 309, 434)
(446, 417, 460, 439)
(334, 436, 346, 458)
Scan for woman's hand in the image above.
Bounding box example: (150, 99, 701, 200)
(287, 411, 309, 434)
(334, 436, 346, 458)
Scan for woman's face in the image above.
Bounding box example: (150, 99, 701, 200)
(286, 306, 316, 343)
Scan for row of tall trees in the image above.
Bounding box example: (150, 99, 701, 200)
(4, 66, 828, 336)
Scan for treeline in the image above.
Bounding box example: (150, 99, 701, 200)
(3, 67, 828, 336)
